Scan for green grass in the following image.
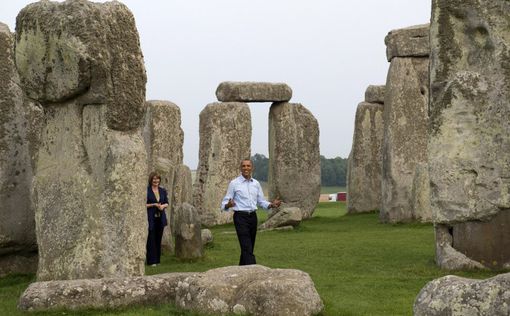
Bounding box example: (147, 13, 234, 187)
(320, 186, 346, 194)
(0, 203, 502, 315)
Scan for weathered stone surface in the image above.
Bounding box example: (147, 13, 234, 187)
(259, 207, 302, 229)
(364, 85, 385, 104)
(434, 225, 486, 270)
(0, 22, 40, 274)
(175, 203, 203, 260)
(175, 265, 323, 316)
(193, 102, 251, 226)
(411, 163, 432, 222)
(34, 104, 148, 280)
(15, 1, 149, 280)
(143, 100, 184, 252)
(414, 273, 510, 316)
(429, 0, 510, 269)
(18, 273, 194, 312)
(15, 0, 147, 131)
(168, 165, 193, 252)
(18, 266, 322, 314)
(347, 102, 384, 214)
(201, 229, 213, 246)
(380, 57, 429, 223)
(216, 81, 292, 103)
(384, 24, 429, 61)
(269, 103, 320, 219)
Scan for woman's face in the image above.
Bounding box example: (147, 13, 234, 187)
(151, 177, 160, 186)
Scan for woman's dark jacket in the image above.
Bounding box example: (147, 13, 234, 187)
(146, 186, 168, 230)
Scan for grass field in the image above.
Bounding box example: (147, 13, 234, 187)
(259, 182, 345, 196)
(0, 202, 502, 315)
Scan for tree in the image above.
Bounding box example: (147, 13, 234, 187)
(251, 153, 269, 181)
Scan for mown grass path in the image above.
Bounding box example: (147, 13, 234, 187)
(0, 202, 501, 315)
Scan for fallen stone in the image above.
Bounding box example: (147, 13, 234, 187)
(384, 24, 429, 62)
(216, 81, 292, 102)
(258, 207, 302, 229)
(414, 273, 510, 316)
(17, 273, 193, 312)
(175, 265, 323, 316)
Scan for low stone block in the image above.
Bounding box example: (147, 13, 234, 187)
(175, 265, 323, 316)
(414, 273, 510, 316)
(216, 81, 292, 102)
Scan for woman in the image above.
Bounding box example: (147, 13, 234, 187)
(146, 172, 169, 266)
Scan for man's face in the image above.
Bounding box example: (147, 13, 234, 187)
(240, 160, 253, 179)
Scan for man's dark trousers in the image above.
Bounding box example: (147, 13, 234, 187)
(233, 211, 257, 265)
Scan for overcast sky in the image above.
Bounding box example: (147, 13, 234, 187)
(1, 0, 431, 169)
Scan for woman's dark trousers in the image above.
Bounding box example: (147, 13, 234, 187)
(146, 217, 164, 264)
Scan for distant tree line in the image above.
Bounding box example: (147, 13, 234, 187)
(251, 154, 348, 186)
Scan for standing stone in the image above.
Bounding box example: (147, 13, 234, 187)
(15, 0, 147, 280)
(269, 103, 320, 219)
(216, 81, 292, 103)
(429, 0, 510, 269)
(193, 102, 251, 226)
(174, 203, 203, 260)
(0, 22, 41, 276)
(347, 100, 384, 214)
(410, 163, 432, 222)
(380, 25, 430, 223)
(143, 100, 184, 252)
(170, 165, 193, 239)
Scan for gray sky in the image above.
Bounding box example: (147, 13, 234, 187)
(1, 0, 431, 169)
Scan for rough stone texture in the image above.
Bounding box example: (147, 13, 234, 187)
(18, 273, 194, 312)
(175, 203, 203, 260)
(14, 1, 148, 280)
(429, 0, 510, 269)
(0, 22, 41, 275)
(201, 229, 213, 246)
(216, 81, 292, 103)
(269, 102, 320, 219)
(414, 273, 510, 316)
(411, 163, 432, 222)
(15, 0, 147, 131)
(434, 225, 486, 270)
(175, 265, 323, 316)
(380, 57, 429, 223)
(364, 85, 386, 104)
(259, 207, 302, 230)
(385, 24, 430, 61)
(168, 165, 193, 252)
(347, 102, 384, 214)
(143, 100, 184, 252)
(193, 102, 251, 226)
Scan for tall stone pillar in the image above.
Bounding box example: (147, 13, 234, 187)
(192, 102, 251, 226)
(269, 103, 320, 219)
(0, 22, 42, 276)
(380, 24, 430, 223)
(347, 85, 385, 214)
(15, 0, 148, 280)
(430, 0, 510, 269)
(143, 100, 184, 252)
